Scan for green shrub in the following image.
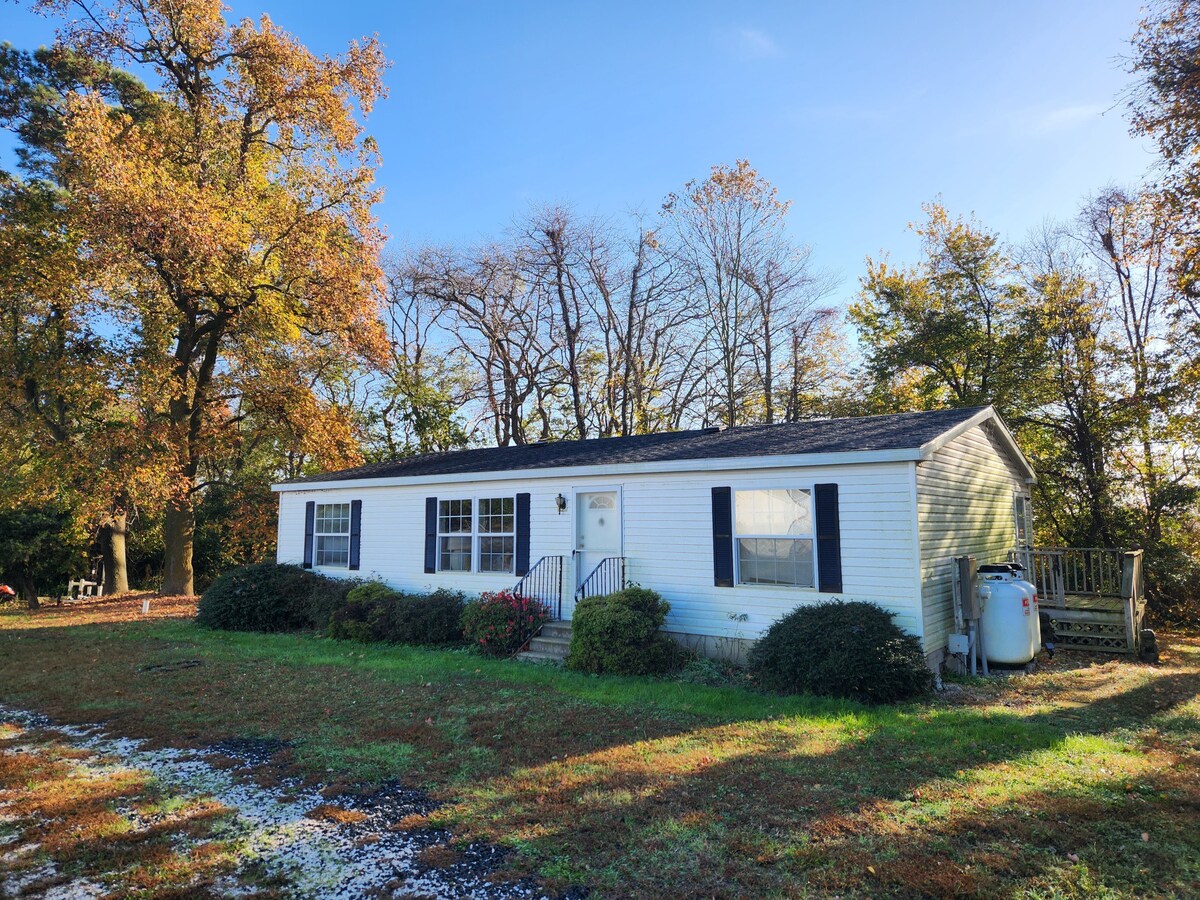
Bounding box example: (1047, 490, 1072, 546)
(329, 582, 466, 646)
(461, 590, 551, 656)
(196, 562, 353, 633)
(673, 656, 733, 687)
(748, 600, 932, 704)
(566, 587, 688, 676)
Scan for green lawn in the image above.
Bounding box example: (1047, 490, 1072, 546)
(2, 596, 1198, 897)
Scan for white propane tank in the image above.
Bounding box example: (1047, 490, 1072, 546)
(978, 564, 1038, 665)
(1007, 563, 1042, 660)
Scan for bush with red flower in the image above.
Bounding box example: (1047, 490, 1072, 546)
(461, 589, 551, 656)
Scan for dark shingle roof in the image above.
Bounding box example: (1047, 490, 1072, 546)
(284, 406, 989, 485)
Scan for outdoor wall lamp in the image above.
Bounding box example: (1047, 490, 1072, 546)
(555, 493, 567, 514)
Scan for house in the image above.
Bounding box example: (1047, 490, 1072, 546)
(272, 405, 1036, 668)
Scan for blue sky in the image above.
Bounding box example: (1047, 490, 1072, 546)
(2, 1, 1154, 303)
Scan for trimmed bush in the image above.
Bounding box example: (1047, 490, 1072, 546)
(461, 590, 550, 656)
(567, 587, 688, 676)
(748, 600, 933, 704)
(328, 582, 466, 646)
(197, 562, 354, 633)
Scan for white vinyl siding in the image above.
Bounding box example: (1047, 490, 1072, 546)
(915, 421, 1030, 654)
(276, 460, 921, 641)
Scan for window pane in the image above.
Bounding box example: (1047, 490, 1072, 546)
(315, 503, 350, 535)
(438, 499, 472, 534)
(737, 538, 814, 587)
(479, 497, 514, 534)
(438, 535, 472, 571)
(479, 536, 515, 573)
(735, 489, 812, 535)
(315, 534, 350, 567)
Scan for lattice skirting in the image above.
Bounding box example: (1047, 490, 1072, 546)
(1043, 610, 1134, 653)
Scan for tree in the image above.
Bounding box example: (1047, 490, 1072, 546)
(0, 43, 160, 593)
(664, 161, 829, 427)
(41, 0, 390, 594)
(850, 203, 1042, 419)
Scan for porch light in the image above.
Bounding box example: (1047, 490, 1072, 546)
(555, 493, 567, 514)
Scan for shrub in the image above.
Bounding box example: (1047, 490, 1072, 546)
(461, 590, 550, 656)
(673, 656, 734, 687)
(329, 582, 466, 646)
(567, 587, 688, 676)
(748, 600, 932, 704)
(197, 562, 353, 633)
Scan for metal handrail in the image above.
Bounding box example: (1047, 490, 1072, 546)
(513, 555, 564, 620)
(575, 556, 626, 601)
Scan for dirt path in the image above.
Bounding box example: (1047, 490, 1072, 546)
(0, 706, 551, 899)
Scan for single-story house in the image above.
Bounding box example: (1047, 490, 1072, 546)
(273, 405, 1036, 667)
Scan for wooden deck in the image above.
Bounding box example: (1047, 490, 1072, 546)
(1010, 548, 1147, 654)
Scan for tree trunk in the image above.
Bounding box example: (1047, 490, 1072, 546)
(161, 500, 195, 595)
(100, 508, 130, 595)
(18, 575, 38, 610)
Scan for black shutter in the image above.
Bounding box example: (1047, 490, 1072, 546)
(814, 483, 842, 593)
(711, 486, 734, 587)
(514, 493, 531, 576)
(348, 500, 362, 570)
(424, 497, 438, 573)
(302, 501, 315, 569)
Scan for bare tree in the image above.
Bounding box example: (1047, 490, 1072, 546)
(664, 160, 830, 427)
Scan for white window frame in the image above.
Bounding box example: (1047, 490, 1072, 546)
(1014, 492, 1033, 549)
(477, 496, 517, 574)
(733, 486, 818, 590)
(314, 502, 351, 569)
(436, 495, 517, 575)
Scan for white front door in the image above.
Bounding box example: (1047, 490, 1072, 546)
(575, 490, 621, 597)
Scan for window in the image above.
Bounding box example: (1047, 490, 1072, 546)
(734, 488, 815, 587)
(478, 497, 515, 573)
(438, 499, 473, 572)
(1014, 494, 1033, 548)
(314, 503, 351, 567)
(437, 496, 515, 574)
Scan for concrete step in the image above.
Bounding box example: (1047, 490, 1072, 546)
(517, 621, 573, 663)
(516, 649, 566, 664)
(528, 636, 570, 656)
(539, 621, 574, 639)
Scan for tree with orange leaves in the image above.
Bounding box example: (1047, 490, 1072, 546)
(35, 0, 390, 594)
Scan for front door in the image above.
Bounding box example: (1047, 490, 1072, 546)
(575, 490, 621, 598)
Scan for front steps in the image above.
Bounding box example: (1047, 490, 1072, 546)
(517, 620, 572, 663)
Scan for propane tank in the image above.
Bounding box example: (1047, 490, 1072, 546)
(978, 564, 1039, 665)
(1006, 562, 1042, 660)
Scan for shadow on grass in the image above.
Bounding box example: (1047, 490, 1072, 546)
(433, 669, 1200, 896)
(2, 617, 1198, 896)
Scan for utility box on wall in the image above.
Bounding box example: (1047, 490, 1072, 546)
(957, 555, 980, 620)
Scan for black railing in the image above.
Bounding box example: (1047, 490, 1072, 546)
(513, 555, 564, 620)
(576, 556, 626, 601)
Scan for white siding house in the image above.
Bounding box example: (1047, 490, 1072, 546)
(273, 406, 1036, 667)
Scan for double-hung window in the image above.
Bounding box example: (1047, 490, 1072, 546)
(477, 497, 515, 573)
(734, 488, 816, 587)
(314, 503, 351, 568)
(437, 497, 515, 574)
(437, 499, 473, 571)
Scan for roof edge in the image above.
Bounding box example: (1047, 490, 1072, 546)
(272, 446, 924, 492)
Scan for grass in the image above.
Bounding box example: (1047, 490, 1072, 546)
(1, 594, 1198, 898)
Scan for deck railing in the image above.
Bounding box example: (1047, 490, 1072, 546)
(1008, 547, 1147, 654)
(513, 555, 564, 620)
(1010, 547, 1142, 603)
(575, 556, 626, 601)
